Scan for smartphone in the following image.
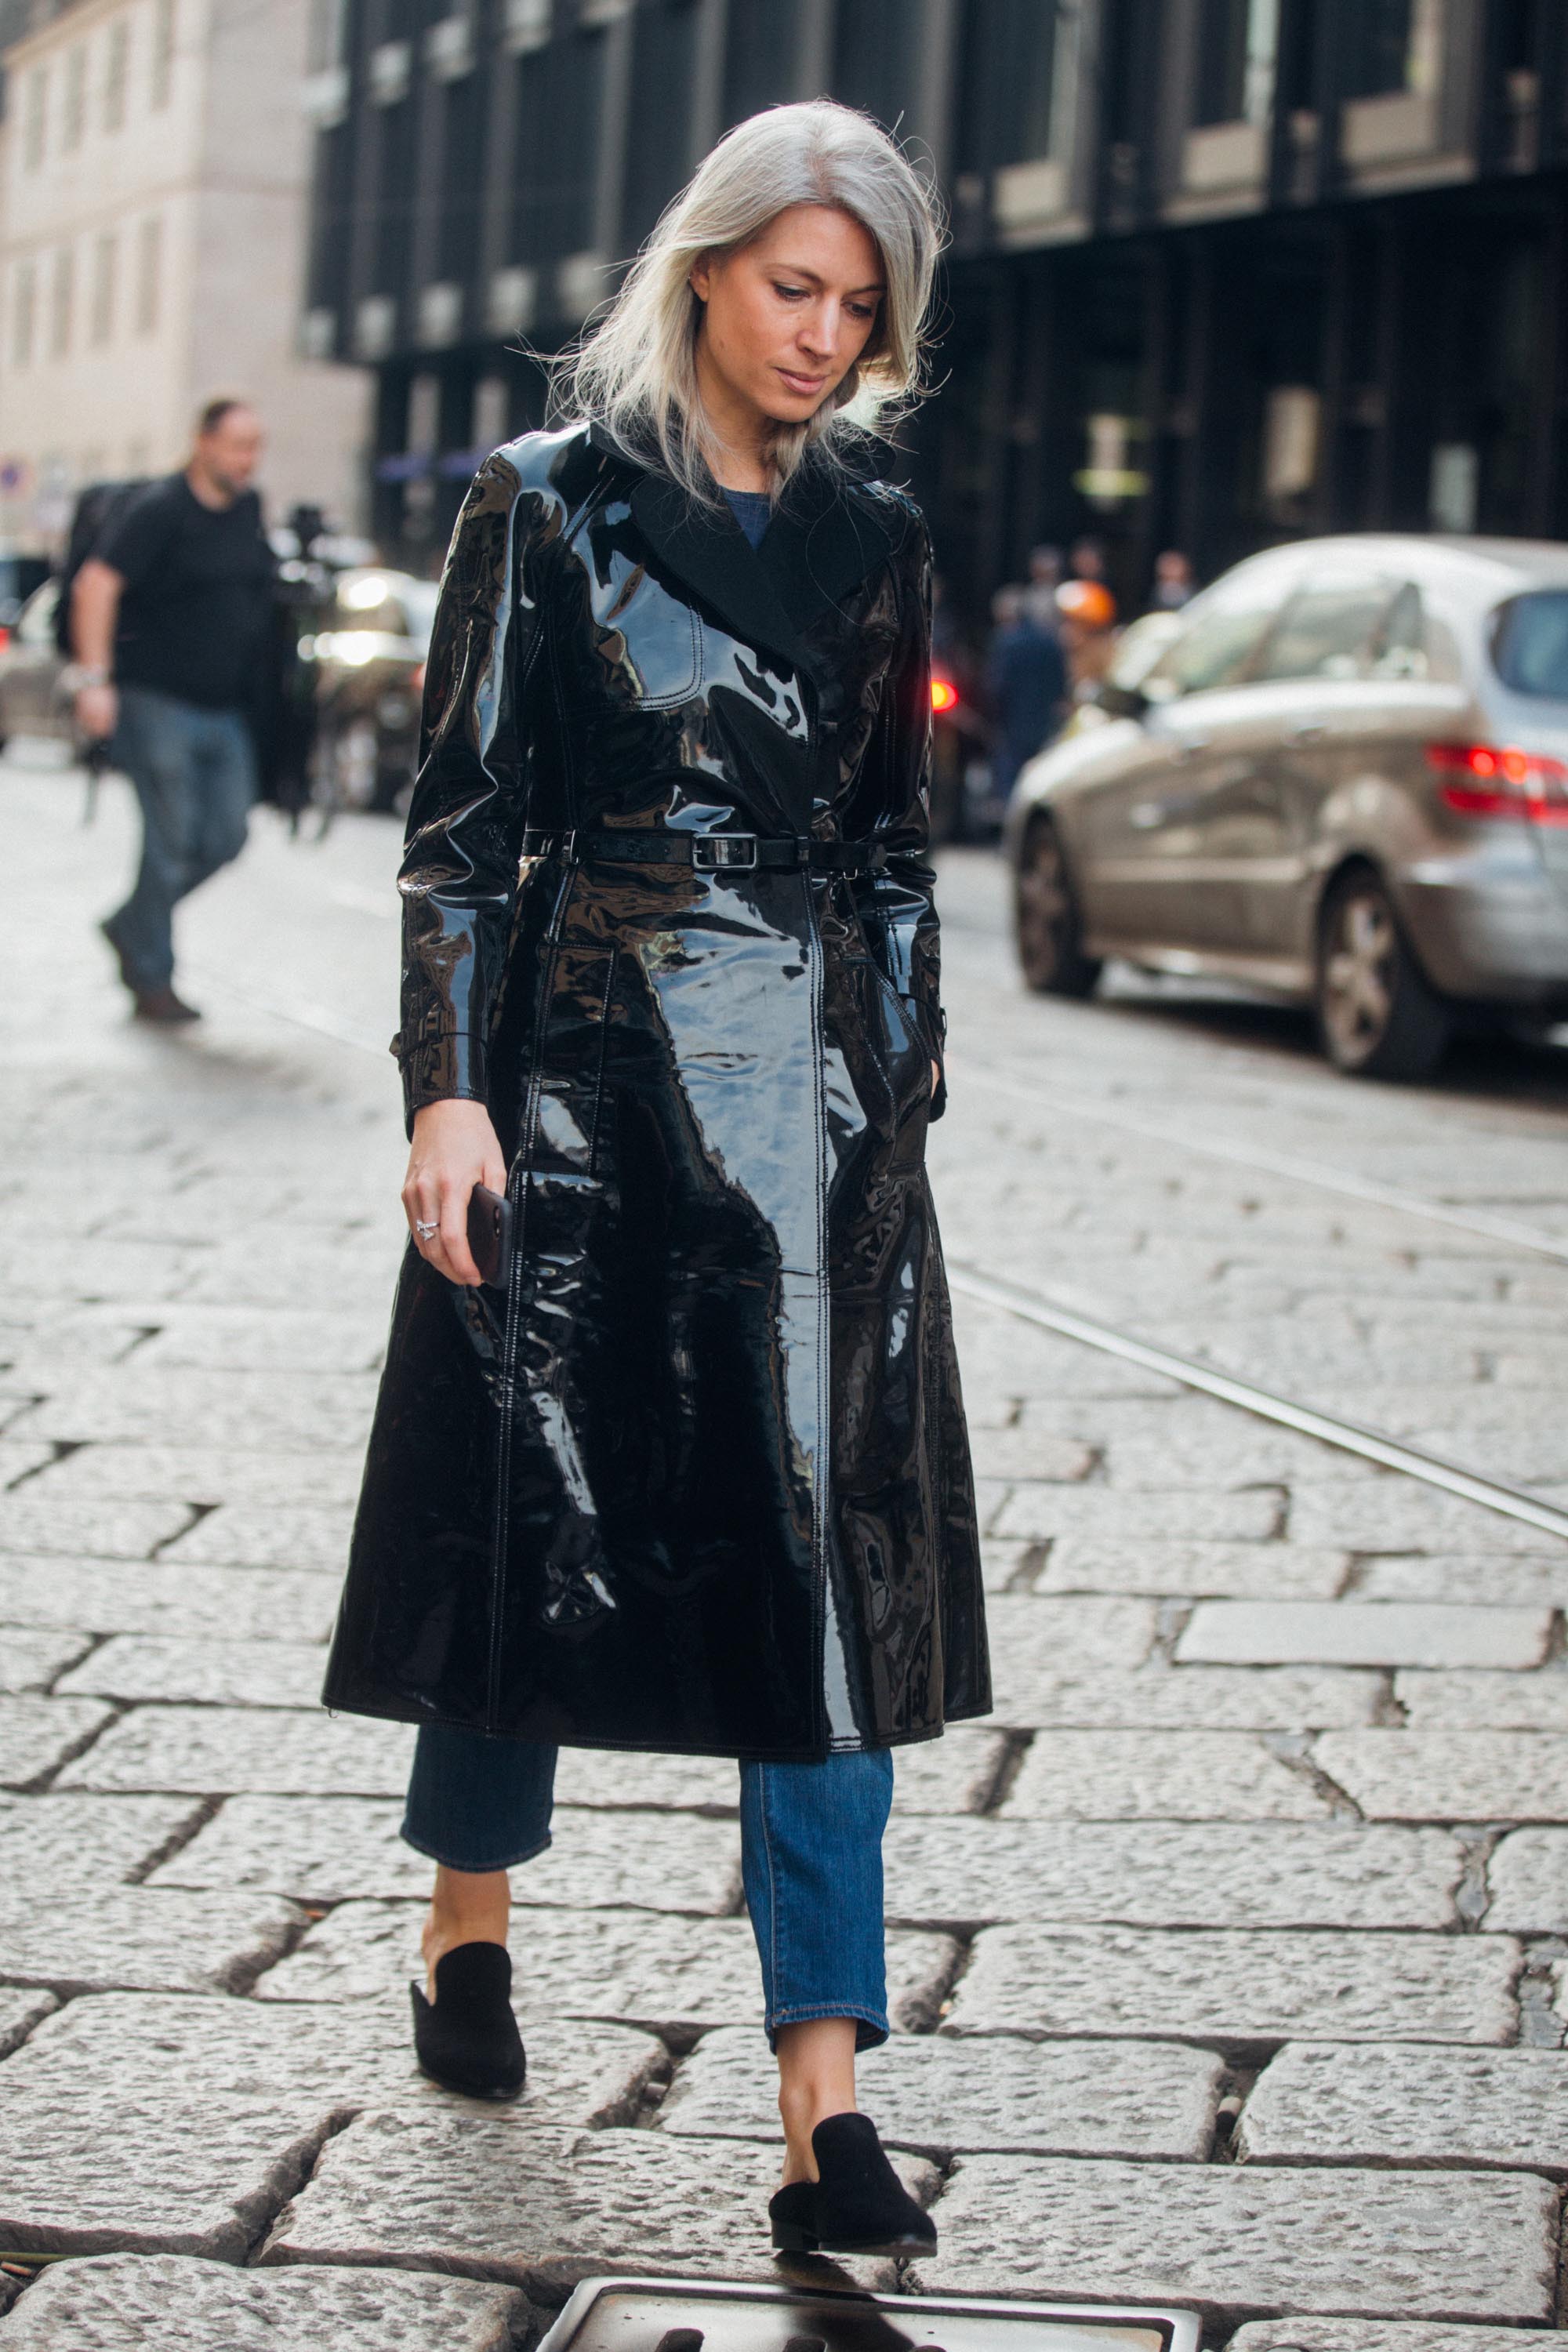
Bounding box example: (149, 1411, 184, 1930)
(466, 1184, 515, 1290)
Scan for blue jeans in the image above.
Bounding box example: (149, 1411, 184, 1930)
(403, 1726, 895, 2051)
(106, 685, 256, 991)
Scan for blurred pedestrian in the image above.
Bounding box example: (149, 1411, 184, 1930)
(323, 100, 986, 2259)
(73, 397, 272, 1022)
(1151, 548, 1196, 611)
(1055, 575, 1120, 696)
(986, 582, 1067, 802)
(1022, 541, 1063, 634)
(1068, 534, 1109, 584)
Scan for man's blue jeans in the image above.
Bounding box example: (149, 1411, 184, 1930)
(106, 685, 256, 991)
(403, 1726, 896, 2050)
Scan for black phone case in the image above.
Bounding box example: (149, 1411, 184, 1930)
(467, 1185, 515, 1290)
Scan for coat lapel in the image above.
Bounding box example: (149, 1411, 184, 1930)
(588, 423, 898, 685)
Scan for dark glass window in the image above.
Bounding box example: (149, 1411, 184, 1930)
(307, 122, 354, 313)
(373, 97, 417, 294)
(831, 0, 908, 133)
(621, 0, 699, 250)
(1344, 0, 1413, 98)
(1496, 0, 1544, 71)
(955, 0, 1057, 172)
(1493, 593, 1568, 699)
(722, 0, 800, 125)
(511, 31, 605, 263)
(1195, 0, 1250, 124)
(437, 69, 486, 284)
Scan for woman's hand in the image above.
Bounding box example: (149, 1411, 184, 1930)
(404, 1100, 506, 1287)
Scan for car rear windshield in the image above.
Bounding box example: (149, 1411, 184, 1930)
(1492, 592, 1568, 699)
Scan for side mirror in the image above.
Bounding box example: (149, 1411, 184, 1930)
(1097, 680, 1150, 721)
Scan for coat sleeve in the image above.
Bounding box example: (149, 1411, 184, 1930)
(393, 448, 548, 1132)
(861, 507, 949, 1120)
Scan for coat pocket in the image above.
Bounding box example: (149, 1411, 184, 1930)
(590, 556, 702, 709)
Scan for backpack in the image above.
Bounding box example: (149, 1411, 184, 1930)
(53, 477, 151, 655)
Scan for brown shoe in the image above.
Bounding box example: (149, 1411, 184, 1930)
(133, 986, 201, 1024)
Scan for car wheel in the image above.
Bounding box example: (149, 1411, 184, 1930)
(1316, 870, 1451, 1081)
(1014, 817, 1102, 997)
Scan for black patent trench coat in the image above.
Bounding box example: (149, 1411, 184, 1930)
(323, 422, 989, 1760)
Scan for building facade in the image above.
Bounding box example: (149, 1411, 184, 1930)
(300, 0, 1568, 617)
(0, 0, 370, 554)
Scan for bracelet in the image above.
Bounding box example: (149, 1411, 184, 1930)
(66, 664, 111, 690)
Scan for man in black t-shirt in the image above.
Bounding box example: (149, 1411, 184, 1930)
(73, 397, 274, 1022)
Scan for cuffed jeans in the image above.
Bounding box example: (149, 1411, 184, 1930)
(106, 685, 256, 991)
(403, 1725, 895, 2051)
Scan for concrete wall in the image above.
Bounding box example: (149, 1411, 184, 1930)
(0, 0, 367, 554)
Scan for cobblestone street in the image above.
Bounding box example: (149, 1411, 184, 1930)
(4, 753, 1568, 2348)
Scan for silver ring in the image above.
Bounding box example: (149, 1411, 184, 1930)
(414, 1219, 439, 1240)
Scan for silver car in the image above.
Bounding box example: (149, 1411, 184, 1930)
(0, 579, 74, 753)
(1007, 535, 1568, 1079)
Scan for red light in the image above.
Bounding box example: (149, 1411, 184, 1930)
(931, 676, 958, 713)
(0, 626, 9, 653)
(1426, 742, 1568, 826)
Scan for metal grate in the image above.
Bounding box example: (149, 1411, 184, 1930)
(537, 2278, 1202, 2352)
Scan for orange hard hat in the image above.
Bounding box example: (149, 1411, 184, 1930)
(1055, 579, 1117, 629)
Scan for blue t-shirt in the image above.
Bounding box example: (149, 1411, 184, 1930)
(722, 487, 772, 549)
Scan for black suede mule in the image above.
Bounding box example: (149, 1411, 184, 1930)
(768, 2113, 936, 2256)
(410, 1942, 526, 2101)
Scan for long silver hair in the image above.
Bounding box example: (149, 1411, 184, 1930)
(555, 100, 943, 502)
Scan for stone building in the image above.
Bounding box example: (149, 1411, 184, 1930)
(0, 0, 369, 554)
(299, 0, 1568, 615)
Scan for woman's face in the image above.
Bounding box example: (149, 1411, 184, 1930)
(690, 204, 885, 431)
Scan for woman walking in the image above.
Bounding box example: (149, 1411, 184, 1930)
(323, 98, 989, 2256)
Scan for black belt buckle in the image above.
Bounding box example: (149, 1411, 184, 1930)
(693, 834, 757, 870)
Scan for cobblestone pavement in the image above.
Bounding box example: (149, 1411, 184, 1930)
(2, 757, 1568, 2349)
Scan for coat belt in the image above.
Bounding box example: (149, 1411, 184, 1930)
(519, 827, 889, 876)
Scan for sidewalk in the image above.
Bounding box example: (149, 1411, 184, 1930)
(2, 760, 1568, 2349)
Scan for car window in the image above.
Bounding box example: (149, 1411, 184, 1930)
(1141, 568, 1291, 700)
(1492, 591, 1568, 699)
(1257, 574, 1401, 682)
(1105, 611, 1182, 691)
(16, 580, 59, 647)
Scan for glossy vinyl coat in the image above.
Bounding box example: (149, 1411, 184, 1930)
(323, 423, 989, 1759)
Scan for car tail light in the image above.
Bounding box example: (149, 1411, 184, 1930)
(931, 675, 959, 713)
(1426, 742, 1568, 826)
(0, 626, 9, 652)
